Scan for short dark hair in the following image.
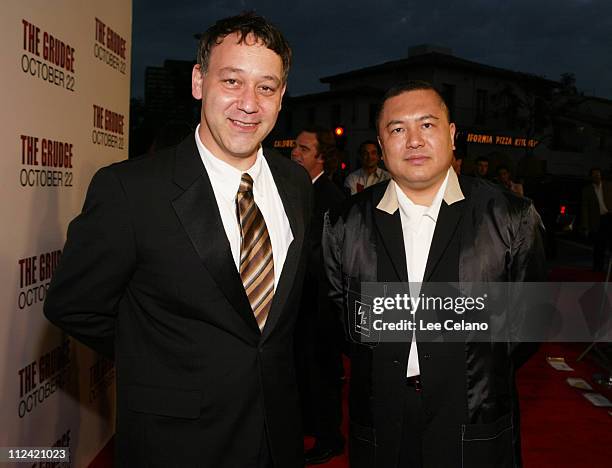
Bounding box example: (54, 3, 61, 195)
(589, 167, 601, 176)
(300, 126, 336, 163)
(496, 164, 509, 173)
(358, 140, 381, 159)
(476, 156, 489, 163)
(197, 12, 292, 83)
(375, 80, 450, 130)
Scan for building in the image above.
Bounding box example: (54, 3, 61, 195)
(272, 45, 612, 179)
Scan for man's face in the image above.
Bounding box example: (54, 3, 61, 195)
(192, 33, 286, 168)
(291, 131, 322, 177)
(452, 155, 462, 175)
(591, 169, 602, 184)
(476, 160, 489, 177)
(497, 168, 510, 184)
(360, 143, 380, 170)
(377, 89, 455, 193)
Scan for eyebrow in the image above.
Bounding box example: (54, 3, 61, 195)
(218, 67, 281, 85)
(385, 114, 440, 128)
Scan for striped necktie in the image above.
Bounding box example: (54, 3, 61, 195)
(236, 173, 274, 330)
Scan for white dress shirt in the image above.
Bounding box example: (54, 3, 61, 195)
(311, 171, 325, 184)
(344, 167, 391, 195)
(395, 171, 450, 377)
(593, 183, 609, 215)
(194, 125, 293, 289)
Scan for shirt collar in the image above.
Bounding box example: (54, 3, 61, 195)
(377, 167, 464, 215)
(194, 124, 264, 201)
(362, 167, 383, 179)
(312, 171, 325, 184)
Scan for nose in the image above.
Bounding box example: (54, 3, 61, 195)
(405, 127, 424, 149)
(237, 86, 258, 114)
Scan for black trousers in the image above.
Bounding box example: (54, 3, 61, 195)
(396, 383, 424, 468)
(593, 213, 612, 271)
(258, 431, 274, 468)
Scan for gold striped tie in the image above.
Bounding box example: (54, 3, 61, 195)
(236, 173, 274, 330)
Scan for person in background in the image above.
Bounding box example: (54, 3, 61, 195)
(581, 167, 612, 271)
(451, 151, 463, 175)
(496, 164, 524, 196)
(291, 127, 346, 465)
(474, 156, 490, 179)
(344, 140, 390, 195)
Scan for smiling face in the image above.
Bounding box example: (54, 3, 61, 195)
(192, 32, 286, 170)
(377, 89, 455, 203)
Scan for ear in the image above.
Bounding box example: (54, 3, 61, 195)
(278, 83, 287, 111)
(449, 123, 457, 150)
(377, 136, 384, 159)
(192, 64, 204, 100)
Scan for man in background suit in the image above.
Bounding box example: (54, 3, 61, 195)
(291, 127, 346, 464)
(44, 13, 312, 468)
(323, 81, 545, 467)
(581, 167, 612, 271)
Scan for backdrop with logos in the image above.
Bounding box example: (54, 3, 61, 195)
(0, 1, 131, 466)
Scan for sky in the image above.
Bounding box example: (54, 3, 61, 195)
(130, 0, 612, 100)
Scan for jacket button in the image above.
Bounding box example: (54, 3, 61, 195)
(392, 359, 400, 365)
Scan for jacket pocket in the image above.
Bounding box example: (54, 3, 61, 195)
(349, 420, 376, 468)
(125, 384, 202, 419)
(345, 275, 380, 347)
(461, 413, 515, 468)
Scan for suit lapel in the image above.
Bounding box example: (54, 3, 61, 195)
(373, 184, 408, 283)
(261, 154, 305, 341)
(171, 135, 259, 335)
(423, 198, 464, 282)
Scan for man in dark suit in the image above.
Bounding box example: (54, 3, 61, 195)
(581, 167, 612, 271)
(323, 81, 545, 467)
(291, 127, 346, 464)
(44, 13, 312, 468)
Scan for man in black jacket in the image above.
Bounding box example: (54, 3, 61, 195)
(44, 13, 312, 468)
(581, 167, 612, 271)
(292, 127, 346, 464)
(323, 81, 545, 468)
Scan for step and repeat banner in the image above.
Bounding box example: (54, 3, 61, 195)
(0, 1, 131, 466)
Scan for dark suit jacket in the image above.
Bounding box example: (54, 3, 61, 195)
(581, 181, 612, 232)
(295, 175, 346, 429)
(44, 134, 313, 468)
(308, 175, 346, 299)
(323, 174, 546, 468)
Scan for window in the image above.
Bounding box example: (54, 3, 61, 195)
(552, 119, 585, 152)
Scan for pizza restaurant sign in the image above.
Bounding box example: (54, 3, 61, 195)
(466, 133, 539, 148)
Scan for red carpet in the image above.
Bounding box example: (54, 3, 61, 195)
(90, 343, 612, 468)
(519, 343, 612, 467)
